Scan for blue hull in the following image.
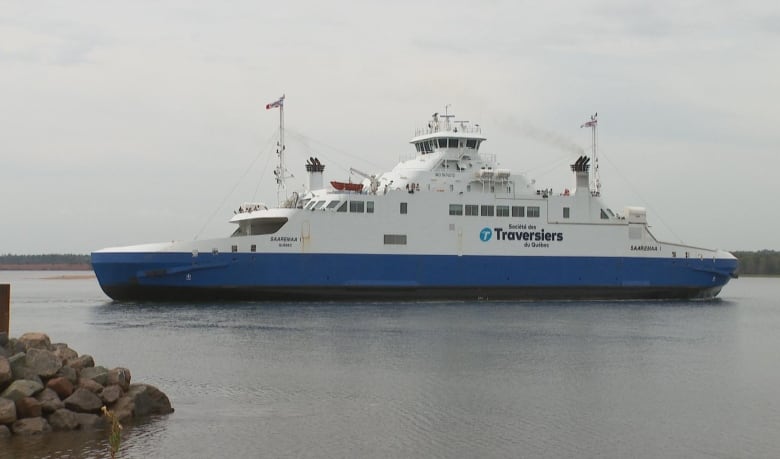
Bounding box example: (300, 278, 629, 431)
(91, 251, 738, 301)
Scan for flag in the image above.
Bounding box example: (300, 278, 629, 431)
(266, 95, 285, 110)
(580, 112, 597, 128)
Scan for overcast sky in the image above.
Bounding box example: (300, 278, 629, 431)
(1, 0, 778, 254)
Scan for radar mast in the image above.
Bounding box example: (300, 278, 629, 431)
(580, 112, 600, 195)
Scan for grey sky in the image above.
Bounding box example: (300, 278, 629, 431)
(1, 0, 777, 254)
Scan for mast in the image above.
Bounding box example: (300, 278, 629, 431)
(266, 94, 290, 205)
(580, 112, 599, 195)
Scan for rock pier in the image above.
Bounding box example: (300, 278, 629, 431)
(0, 332, 173, 437)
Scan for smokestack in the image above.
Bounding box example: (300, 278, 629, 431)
(305, 157, 325, 190)
(570, 156, 590, 190)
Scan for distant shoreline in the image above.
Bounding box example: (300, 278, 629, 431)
(0, 263, 92, 271)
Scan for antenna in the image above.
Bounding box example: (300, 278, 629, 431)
(580, 112, 599, 195)
(441, 104, 455, 130)
(266, 94, 292, 205)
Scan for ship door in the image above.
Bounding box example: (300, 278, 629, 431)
(301, 220, 311, 252)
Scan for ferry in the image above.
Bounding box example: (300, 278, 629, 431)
(91, 96, 738, 301)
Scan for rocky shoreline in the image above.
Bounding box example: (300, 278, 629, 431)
(0, 332, 173, 437)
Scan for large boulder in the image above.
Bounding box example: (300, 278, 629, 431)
(35, 388, 65, 414)
(18, 333, 51, 352)
(78, 378, 103, 394)
(48, 408, 80, 431)
(0, 397, 16, 424)
(11, 416, 51, 435)
(80, 366, 108, 386)
(1, 379, 44, 402)
(107, 367, 131, 391)
(0, 356, 11, 386)
(8, 352, 26, 376)
(26, 348, 62, 378)
(63, 388, 102, 413)
(55, 365, 78, 385)
(9, 353, 43, 386)
(46, 376, 74, 398)
(66, 354, 94, 371)
(101, 385, 123, 404)
(51, 343, 78, 363)
(15, 396, 41, 419)
(113, 383, 174, 422)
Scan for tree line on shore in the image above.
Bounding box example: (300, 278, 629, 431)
(731, 251, 780, 276)
(0, 255, 90, 266)
(1, 252, 779, 275)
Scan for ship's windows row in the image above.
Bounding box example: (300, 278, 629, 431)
(305, 200, 374, 213)
(414, 138, 481, 154)
(449, 204, 540, 218)
(384, 234, 407, 245)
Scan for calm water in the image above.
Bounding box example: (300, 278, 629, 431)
(0, 272, 779, 458)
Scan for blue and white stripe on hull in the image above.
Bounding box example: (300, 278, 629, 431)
(91, 251, 737, 301)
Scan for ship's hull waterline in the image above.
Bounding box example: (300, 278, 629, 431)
(92, 251, 737, 301)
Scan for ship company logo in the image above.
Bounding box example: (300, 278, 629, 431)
(480, 226, 565, 248)
(479, 227, 493, 242)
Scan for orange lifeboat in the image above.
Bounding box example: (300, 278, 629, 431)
(330, 181, 363, 192)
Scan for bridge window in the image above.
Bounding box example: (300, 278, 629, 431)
(249, 218, 288, 235)
(367, 201, 374, 213)
(349, 201, 365, 213)
(438, 139, 447, 148)
(326, 201, 341, 210)
(313, 200, 326, 210)
(466, 139, 477, 149)
(337, 201, 347, 212)
(511, 206, 525, 217)
(448, 138, 459, 148)
(600, 209, 609, 219)
(465, 205, 478, 216)
(481, 205, 494, 216)
(497, 205, 509, 217)
(449, 204, 463, 216)
(527, 206, 540, 218)
(563, 207, 570, 219)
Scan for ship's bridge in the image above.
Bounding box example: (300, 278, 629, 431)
(363, 111, 531, 194)
(410, 113, 486, 159)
